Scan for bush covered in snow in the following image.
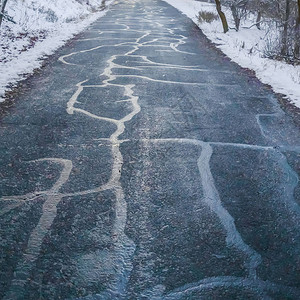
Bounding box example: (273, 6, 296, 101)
(0, 0, 105, 63)
(3, 0, 105, 29)
(0, 0, 110, 99)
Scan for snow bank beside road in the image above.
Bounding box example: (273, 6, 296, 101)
(0, 0, 113, 101)
(163, 0, 300, 109)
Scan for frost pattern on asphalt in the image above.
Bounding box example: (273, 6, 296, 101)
(2, 158, 73, 300)
(1, 0, 300, 299)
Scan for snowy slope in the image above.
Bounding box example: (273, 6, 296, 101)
(0, 0, 113, 100)
(163, 0, 300, 109)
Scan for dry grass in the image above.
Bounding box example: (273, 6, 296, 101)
(198, 10, 219, 24)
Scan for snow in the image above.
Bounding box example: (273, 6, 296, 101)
(0, 0, 114, 101)
(162, 0, 300, 109)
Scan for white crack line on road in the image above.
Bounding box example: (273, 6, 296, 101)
(3, 158, 73, 300)
(255, 97, 300, 151)
(61, 45, 237, 85)
(58, 42, 138, 66)
(256, 111, 284, 139)
(58, 18, 215, 77)
(2, 2, 300, 297)
(67, 79, 89, 113)
(113, 74, 237, 86)
(1, 141, 298, 298)
(170, 35, 196, 55)
(137, 138, 300, 298)
(131, 64, 210, 71)
(61, 31, 151, 298)
(58, 23, 197, 66)
(61, 48, 237, 86)
(274, 149, 300, 215)
(1, 140, 296, 203)
(153, 275, 300, 299)
(77, 37, 134, 41)
(198, 142, 261, 279)
(57, 20, 211, 295)
(142, 138, 262, 279)
(0, 66, 140, 298)
(116, 54, 209, 70)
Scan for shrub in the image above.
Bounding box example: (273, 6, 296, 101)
(198, 11, 219, 24)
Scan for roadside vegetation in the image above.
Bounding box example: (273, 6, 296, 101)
(0, 0, 106, 64)
(164, 0, 300, 108)
(0, 0, 108, 98)
(209, 0, 300, 64)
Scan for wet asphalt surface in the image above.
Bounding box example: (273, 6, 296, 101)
(1, 0, 300, 299)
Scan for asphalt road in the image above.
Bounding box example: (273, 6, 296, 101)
(1, 0, 300, 299)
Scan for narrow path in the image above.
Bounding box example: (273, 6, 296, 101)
(0, 0, 300, 299)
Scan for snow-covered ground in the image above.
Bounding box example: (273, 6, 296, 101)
(163, 0, 300, 109)
(0, 0, 113, 101)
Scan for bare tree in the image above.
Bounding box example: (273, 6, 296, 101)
(225, 0, 249, 31)
(294, 0, 300, 59)
(246, 0, 262, 29)
(211, 0, 299, 63)
(214, 0, 229, 32)
(281, 0, 291, 56)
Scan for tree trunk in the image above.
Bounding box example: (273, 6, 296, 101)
(100, 0, 106, 10)
(215, 0, 229, 33)
(294, 0, 300, 59)
(0, 0, 9, 28)
(256, 11, 261, 30)
(231, 5, 240, 31)
(281, 0, 290, 57)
